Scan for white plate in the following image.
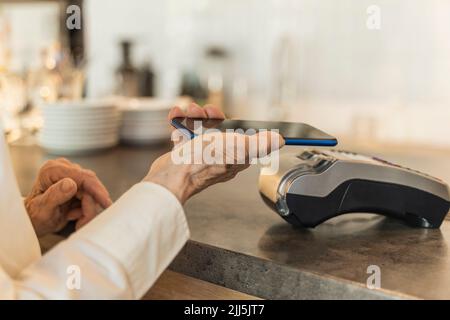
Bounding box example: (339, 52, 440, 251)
(43, 124, 120, 132)
(121, 108, 168, 115)
(121, 116, 167, 123)
(43, 117, 120, 126)
(120, 131, 168, 138)
(122, 113, 168, 123)
(121, 114, 170, 120)
(42, 108, 117, 116)
(43, 113, 120, 121)
(39, 131, 118, 141)
(119, 98, 174, 111)
(42, 132, 119, 139)
(41, 99, 116, 109)
(120, 122, 171, 131)
(39, 128, 119, 136)
(42, 125, 119, 133)
(42, 108, 119, 118)
(43, 121, 119, 129)
(121, 117, 168, 123)
(40, 142, 118, 156)
(120, 134, 169, 142)
(43, 118, 121, 128)
(39, 136, 119, 147)
(120, 130, 170, 138)
(121, 122, 170, 129)
(120, 126, 170, 134)
(121, 136, 169, 145)
(39, 130, 118, 140)
(39, 138, 119, 147)
(42, 112, 118, 121)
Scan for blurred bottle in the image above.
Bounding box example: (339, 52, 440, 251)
(138, 60, 155, 97)
(115, 40, 139, 97)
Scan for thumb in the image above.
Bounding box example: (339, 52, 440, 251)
(42, 178, 78, 211)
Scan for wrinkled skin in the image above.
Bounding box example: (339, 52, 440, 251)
(24, 158, 112, 237)
(144, 103, 285, 204)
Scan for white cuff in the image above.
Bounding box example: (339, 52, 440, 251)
(72, 182, 190, 298)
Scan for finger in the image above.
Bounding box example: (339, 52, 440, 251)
(40, 165, 112, 209)
(168, 106, 186, 121)
(203, 104, 225, 119)
(41, 178, 78, 212)
(58, 197, 80, 217)
(168, 106, 188, 141)
(186, 103, 208, 118)
(78, 171, 112, 209)
(67, 207, 83, 221)
(76, 194, 99, 230)
(54, 157, 71, 165)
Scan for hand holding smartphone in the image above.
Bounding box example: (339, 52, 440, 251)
(171, 118, 338, 146)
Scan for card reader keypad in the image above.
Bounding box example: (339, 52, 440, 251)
(299, 149, 443, 183)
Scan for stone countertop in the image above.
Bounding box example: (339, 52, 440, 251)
(9, 141, 450, 300)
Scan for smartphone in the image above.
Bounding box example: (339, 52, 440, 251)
(171, 118, 338, 146)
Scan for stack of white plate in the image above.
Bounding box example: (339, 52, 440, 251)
(119, 98, 173, 145)
(39, 100, 120, 155)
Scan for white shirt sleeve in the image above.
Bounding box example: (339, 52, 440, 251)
(0, 182, 190, 299)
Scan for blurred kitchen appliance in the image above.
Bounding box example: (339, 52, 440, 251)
(138, 60, 155, 97)
(259, 149, 450, 228)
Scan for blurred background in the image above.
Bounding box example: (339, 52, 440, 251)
(1, 0, 450, 149)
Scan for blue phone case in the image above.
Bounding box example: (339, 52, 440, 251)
(171, 119, 337, 146)
(284, 138, 337, 146)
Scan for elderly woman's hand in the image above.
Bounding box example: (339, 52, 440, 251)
(143, 103, 285, 204)
(24, 158, 112, 237)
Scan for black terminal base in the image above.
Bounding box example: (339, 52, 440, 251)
(280, 179, 450, 229)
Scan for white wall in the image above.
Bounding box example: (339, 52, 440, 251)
(85, 0, 450, 146)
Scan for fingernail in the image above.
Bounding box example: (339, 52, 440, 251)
(61, 179, 74, 193)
